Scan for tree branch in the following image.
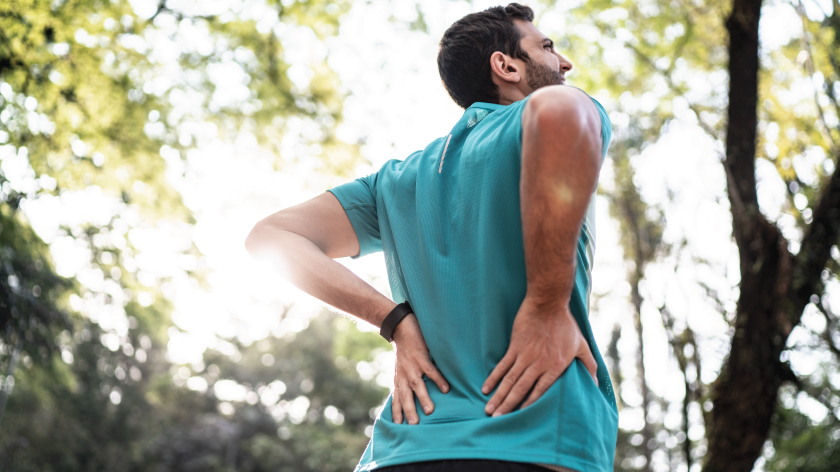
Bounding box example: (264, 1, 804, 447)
(149, 1, 169, 22)
(795, 372, 840, 423)
(794, 0, 839, 155)
(814, 299, 840, 359)
(724, 0, 765, 255)
(620, 31, 755, 235)
(793, 145, 840, 312)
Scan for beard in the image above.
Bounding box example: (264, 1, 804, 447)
(525, 59, 564, 90)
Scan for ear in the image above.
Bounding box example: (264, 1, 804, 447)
(489, 51, 522, 85)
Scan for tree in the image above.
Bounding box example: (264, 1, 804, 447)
(0, 0, 370, 469)
(0, 309, 389, 472)
(541, 0, 840, 469)
(140, 312, 389, 472)
(0, 172, 72, 428)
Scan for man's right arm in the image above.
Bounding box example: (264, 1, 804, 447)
(245, 192, 449, 424)
(245, 192, 395, 327)
(483, 85, 602, 416)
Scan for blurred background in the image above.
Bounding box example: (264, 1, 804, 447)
(0, 0, 838, 471)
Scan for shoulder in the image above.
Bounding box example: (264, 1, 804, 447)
(524, 86, 599, 123)
(522, 85, 601, 137)
(373, 152, 422, 187)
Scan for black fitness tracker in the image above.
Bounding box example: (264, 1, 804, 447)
(379, 301, 414, 343)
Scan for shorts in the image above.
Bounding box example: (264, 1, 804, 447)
(375, 459, 566, 472)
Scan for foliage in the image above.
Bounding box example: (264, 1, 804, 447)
(765, 383, 840, 472)
(0, 311, 387, 471)
(540, 0, 840, 469)
(0, 0, 371, 470)
(0, 178, 71, 365)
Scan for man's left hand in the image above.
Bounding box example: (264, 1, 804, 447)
(482, 295, 597, 416)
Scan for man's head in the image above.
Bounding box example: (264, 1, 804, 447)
(437, 3, 573, 109)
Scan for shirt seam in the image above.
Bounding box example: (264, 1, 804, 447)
(339, 203, 376, 211)
(326, 189, 377, 211)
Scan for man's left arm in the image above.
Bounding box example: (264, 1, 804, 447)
(482, 86, 602, 416)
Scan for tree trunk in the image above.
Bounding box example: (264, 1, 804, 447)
(659, 306, 695, 470)
(606, 323, 623, 409)
(704, 0, 791, 470)
(0, 339, 22, 428)
(611, 154, 661, 471)
(703, 224, 790, 472)
(703, 0, 840, 463)
(630, 274, 653, 472)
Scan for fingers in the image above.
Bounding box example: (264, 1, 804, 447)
(482, 351, 515, 395)
(489, 366, 539, 416)
(490, 349, 599, 415)
(577, 343, 599, 386)
(398, 379, 420, 425)
(422, 361, 450, 395)
(392, 374, 443, 425)
(409, 375, 435, 416)
(485, 359, 525, 416)
(520, 372, 557, 409)
(391, 384, 403, 424)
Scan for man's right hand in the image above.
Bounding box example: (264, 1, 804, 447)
(391, 313, 449, 425)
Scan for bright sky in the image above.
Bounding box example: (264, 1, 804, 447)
(5, 0, 839, 470)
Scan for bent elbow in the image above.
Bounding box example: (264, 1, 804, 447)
(245, 220, 277, 256)
(245, 217, 301, 258)
(244, 224, 262, 256)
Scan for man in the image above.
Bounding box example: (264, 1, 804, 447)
(245, 4, 618, 472)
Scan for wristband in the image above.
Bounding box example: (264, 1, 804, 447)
(379, 301, 414, 343)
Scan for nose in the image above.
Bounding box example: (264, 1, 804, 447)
(555, 52, 573, 72)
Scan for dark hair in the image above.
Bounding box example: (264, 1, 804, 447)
(437, 3, 535, 109)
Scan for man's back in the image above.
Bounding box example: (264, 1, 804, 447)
(329, 96, 617, 472)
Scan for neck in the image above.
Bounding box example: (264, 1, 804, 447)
(497, 85, 529, 106)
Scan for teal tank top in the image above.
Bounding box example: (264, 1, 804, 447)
(328, 93, 618, 472)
